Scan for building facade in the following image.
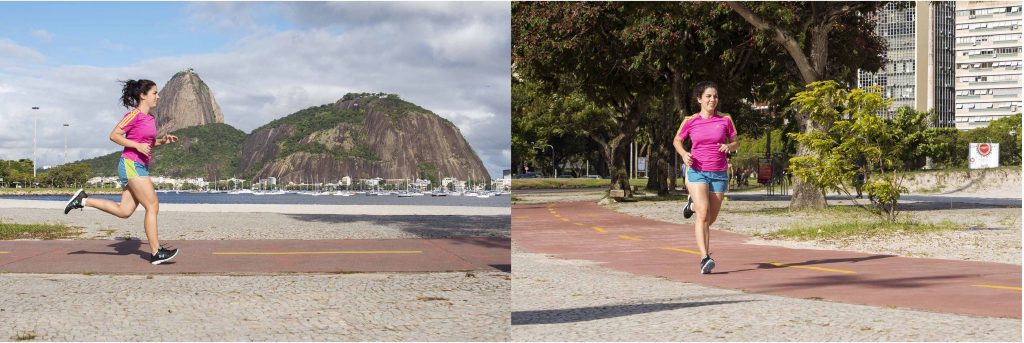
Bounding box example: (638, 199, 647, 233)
(858, 1, 957, 126)
(953, 1, 1023, 130)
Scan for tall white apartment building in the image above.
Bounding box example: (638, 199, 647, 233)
(858, 1, 957, 126)
(954, 1, 1023, 129)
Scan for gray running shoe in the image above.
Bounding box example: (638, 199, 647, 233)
(700, 255, 716, 274)
(683, 197, 694, 219)
(64, 189, 88, 214)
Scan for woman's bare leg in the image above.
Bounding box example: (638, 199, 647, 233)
(127, 177, 161, 254)
(84, 188, 138, 219)
(685, 182, 711, 256)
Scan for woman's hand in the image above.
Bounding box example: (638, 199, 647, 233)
(157, 134, 179, 146)
(681, 152, 693, 166)
(718, 143, 731, 153)
(135, 142, 152, 156)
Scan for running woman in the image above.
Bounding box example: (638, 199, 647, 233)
(672, 81, 738, 274)
(64, 79, 180, 265)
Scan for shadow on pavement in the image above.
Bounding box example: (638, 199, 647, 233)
(284, 214, 510, 239)
(512, 300, 754, 325)
(761, 254, 896, 267)
(66, 239, 150, 262)
(755, 273, 976, 292)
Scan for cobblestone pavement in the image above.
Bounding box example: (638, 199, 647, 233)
(511, 245, 1021, 342)
(1, 271, 510, 341)
(0, 208, 509, 240)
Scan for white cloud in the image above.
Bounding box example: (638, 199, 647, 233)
(0, 2, 511, 178)
(31, 30, 55, 42)
(0, 38, 46, 65)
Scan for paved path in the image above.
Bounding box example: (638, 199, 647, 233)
(0, 238, 509, 274)
(512, 201, 1021, 318)
(0, 199, 509, 216)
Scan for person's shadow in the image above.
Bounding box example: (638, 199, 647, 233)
(67, 239, 164, 263)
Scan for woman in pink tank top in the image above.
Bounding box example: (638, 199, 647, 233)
(672, 81, 739, 274)
(63, 79, 181, 265)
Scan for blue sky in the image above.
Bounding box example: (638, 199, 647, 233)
(0, 2, 511, 178)
(1, 2, 230, 67)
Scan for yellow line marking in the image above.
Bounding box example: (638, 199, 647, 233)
(592, 227, 607, 233)
(973, 284, 1023, 291)
(513, 216, 528, 219)
(767, 262, 856, 274)
(573, 222, 584, 226)
(553, 214, 562, 218)
(559, 218, 570, 222)
(663, 247, 701, 255)
(213, 250, 423, 255)
(619, 235, 642, 241)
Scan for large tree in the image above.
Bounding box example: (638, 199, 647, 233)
(513, 2, 799, 196)
(725, 1, 886, 209)
(513, 2, 668, 196)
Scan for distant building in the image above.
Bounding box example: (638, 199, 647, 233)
(954, 1, 1023, 129)
(858, 1, 957, 126)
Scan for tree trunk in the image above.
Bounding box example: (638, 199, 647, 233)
(726, 1, 829, 209)
(788, 120, 828, 209)
(607, 134, 631, 196)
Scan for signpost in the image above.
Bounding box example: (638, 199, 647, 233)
(969, 143, 1000, 169)
(757, 158, 772, 184)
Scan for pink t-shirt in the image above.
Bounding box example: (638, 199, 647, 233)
(676, 112, 736, 172)
(117, 109, 156, 166)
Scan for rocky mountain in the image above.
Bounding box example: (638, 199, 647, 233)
(153, 69, 225, 136)
(240, 93, 490, 183)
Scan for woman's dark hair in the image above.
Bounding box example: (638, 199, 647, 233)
(119, 79, 157, 109)
(692, 81, 719, 101)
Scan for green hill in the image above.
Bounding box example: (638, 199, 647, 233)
(75, 123, 246, 179)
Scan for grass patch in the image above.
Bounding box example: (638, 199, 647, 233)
(0, 221, 80, 240)
(731, 204, 870, 216)
(14, 332, 36, 341)
(759, 220, 961, 241)
(512, 178, 609, 189)
(416, 296, 450, 301)
(626, 194, 689, 202)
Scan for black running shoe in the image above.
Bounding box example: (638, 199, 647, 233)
(64, 189, 88, 214)
(150, 246, 179, 265)
(700, 255, 716, 274)
(683, 196, 694, 219)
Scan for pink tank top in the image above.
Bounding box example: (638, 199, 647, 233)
(117, 109, 156, 166)
(676, 112, 736, 172)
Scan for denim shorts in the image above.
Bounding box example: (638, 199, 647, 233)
(117, 158, 149, 187)
(686, 168, 729, 193)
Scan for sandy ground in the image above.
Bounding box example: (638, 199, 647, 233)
(511, 170, 1022, 340)
(511, 243, 1021, 341)
(514, 169, 1022, 265)
(0, 201, 511, 340)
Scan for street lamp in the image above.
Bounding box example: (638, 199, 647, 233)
(31, 106, 38, 180)
(63, 123, 70, 165)
(533, 144, 555, 178)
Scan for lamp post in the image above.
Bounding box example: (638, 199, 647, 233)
(31, 106, 39, 180)
(63, 123, 70, 165)
(533, 144, 555, 178)
(1011, 129, 1017, 164)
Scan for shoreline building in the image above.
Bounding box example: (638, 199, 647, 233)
(953, 1, 1023, 130)
(858, 1, 957, 126)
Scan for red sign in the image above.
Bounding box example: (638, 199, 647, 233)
(978, 143, 991, 156)
(757, 159, 772, 184)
